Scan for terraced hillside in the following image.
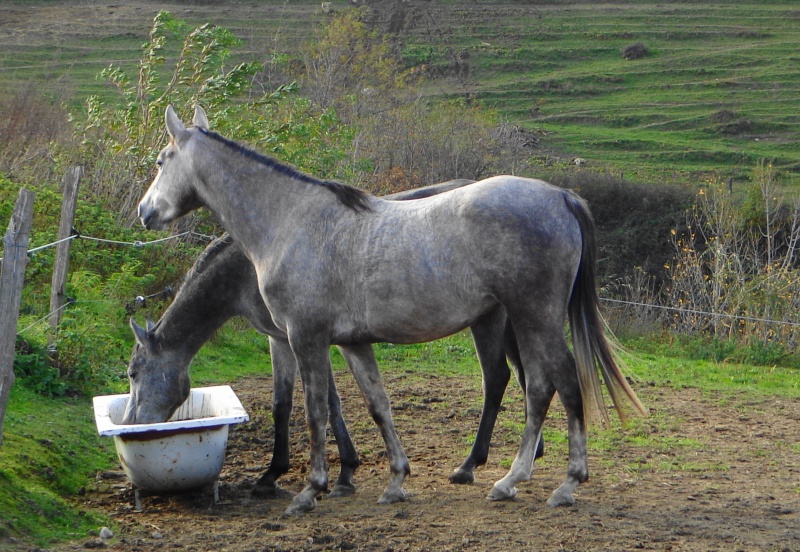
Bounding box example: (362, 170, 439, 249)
(396, 2, 800, 180)
(0, 2, 322, 101)
(2, 0, 799, 181)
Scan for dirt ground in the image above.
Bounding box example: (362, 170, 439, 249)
(51, 370, 799, 552)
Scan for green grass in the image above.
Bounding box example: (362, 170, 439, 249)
(4, 1, 800, 182)
(412, 1, 800, 182)
(0, 386, 117, 547)
(0, 1, 326, 108)
(190, 323, 274, 384)
(622, 337, 800, 395)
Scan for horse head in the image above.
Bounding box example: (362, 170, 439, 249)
(122, 317, 191, 424)
(137, 105, 208, 230)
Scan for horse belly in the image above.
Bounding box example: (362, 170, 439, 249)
(364, 283, 492, 344)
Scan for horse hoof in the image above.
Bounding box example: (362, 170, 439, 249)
(546, 490, 576, 508)
(284, 495, 318, 515)
(449, 469, 475, 485)
(487, 484, 517, 501)
(377, 488, 408, 505)
(329, 483, 356, 498)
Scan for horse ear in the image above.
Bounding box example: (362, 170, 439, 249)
(145, 317, 157, 332)
(165, 105, 189, 145)
(130, 317, 151, 347)
(193, 105, 210, 130)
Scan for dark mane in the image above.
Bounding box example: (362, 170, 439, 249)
(189, 233, 235, 278)
(198, 128, 372, 212)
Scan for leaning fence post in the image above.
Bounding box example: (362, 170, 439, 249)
(0, 188, 35, 448)
(48, 166, 82, 346)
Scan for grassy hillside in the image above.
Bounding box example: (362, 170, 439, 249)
(401, 2, 800, 181)
(1, 1, 799, 183)
(0, 1, 322, 104)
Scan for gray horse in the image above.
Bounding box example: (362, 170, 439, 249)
(125, 180, 543, 499)
(137, 105, 645, 515)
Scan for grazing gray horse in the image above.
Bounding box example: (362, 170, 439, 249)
(124, 180, 544, 499)
(137, 105, 646, 515)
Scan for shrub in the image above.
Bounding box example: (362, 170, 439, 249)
(547, 172, 693, 284)
(357, 98, 502, 193)
(72, 11, 263, 227)
(621, 42, 648, 60)
(0, 85, 71, 182)
(651, 164, 800, 353)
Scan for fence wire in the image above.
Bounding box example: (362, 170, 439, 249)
(1, 229, 213, 263)
(600, 297, 800, 329)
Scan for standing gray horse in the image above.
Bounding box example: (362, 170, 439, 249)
(124, 180, 543, 499)
(137, 105, 646, 515)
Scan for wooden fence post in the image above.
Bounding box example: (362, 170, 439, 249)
(0, 188, 35, 448)
(48, 166, 82, 344)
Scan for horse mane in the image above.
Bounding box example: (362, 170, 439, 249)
(197, 128, 372, 212)
(189, 233, 235, 278)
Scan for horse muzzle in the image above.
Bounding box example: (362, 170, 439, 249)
(138, 202, 166, 231)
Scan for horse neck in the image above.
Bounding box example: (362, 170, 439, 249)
(153, 272, 238, 358)
(193, 140, 342, 257)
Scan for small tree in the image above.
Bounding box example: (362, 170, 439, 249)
(357, 98, 501, 193)
(299, 7, 407, 117)
(73, 11, 262, 226)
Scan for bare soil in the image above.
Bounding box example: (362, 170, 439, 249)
(57, 371, 799, 551)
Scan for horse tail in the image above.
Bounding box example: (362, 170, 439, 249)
(563, 191, 647, 424)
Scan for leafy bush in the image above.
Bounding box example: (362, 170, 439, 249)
(72, 10, 263, 227)
(1, 173, 197, 396)
(13, 345, 68, 397)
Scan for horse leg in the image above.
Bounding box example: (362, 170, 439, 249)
(504, 321, 545, 460)
(339, 344, 410, 505)
(450, 307, 510, 484)
(284, 339, 331, 515)
(326, 357, 361, 497)
(488, 328, 556, 501)
(252, 337, 295, 497)
(546, 349, 588, 507)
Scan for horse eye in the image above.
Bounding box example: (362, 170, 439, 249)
(156, 158, 163, 168)
(128, 370, 137, 381)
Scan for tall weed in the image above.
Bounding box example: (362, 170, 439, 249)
(72, 10, 262, 227)
(625, 164, 800, 360)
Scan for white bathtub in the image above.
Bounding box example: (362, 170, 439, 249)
(92, 385, 249, 492)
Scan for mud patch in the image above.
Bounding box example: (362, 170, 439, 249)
(52, 371, 800, 551)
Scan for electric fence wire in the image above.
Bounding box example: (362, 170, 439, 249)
(1, 229, 214, 263)
(600, 297, 800, 329)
